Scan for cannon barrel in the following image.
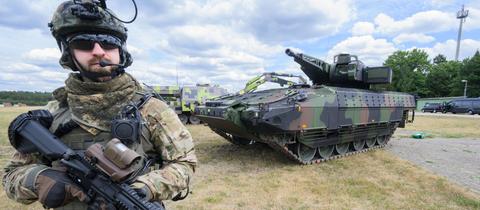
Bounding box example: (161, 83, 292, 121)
(285, 48, 296, 57)
(285, 48, 331, 85)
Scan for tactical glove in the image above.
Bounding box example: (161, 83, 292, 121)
(131, 181, 153, 201)
(35, 169, 87, 208)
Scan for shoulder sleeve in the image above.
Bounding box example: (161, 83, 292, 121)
(137, 98, 198, 201)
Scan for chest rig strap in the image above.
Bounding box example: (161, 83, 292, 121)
(52, 92, 153, 144)
(54, 120, 80, 137)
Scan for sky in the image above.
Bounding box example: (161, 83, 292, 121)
(1, 0, 479, 92)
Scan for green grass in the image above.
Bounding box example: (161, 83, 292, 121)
(403, 115, 480, 138)
(0, 107, 42, 146)
(453, 193, 480, 209)
(0, 107, 479, 210)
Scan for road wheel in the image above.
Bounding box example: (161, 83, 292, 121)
(296, 143, 316, 162)
(189, 115, 201, 124)
(433, 110, 437, 113)
(352, 139, 365, 151)
(366, 138, 376, 148)
(318, 145, 334, 159)
(335, 143, 349, 155)
(178, 114, 188, 124)
(422, 109, 425, 113)
(468, 110, 474, 115)
(376, 136, 388, 146)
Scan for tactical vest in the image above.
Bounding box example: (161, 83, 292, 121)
(49, 92, 158, 210)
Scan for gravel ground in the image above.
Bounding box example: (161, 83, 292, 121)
(386, 135, 480, 193)
(416, 112, 480, 118)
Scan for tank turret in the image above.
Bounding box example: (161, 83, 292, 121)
(285, 49, 392, 88)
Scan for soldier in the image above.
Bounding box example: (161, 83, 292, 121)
(2, 1, 197, 209)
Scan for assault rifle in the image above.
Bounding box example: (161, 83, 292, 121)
(8, 110, 164, 210)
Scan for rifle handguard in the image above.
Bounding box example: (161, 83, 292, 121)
(85, 138, 141, 182)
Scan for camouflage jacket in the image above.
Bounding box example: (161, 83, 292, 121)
(2, 90, 197, 206)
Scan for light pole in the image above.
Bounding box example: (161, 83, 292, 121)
(461, 79, 468, 98)
(455, 5, 469, 61)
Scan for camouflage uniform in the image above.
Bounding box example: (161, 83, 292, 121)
(2, 73, 197, 209)
(3, 1, 197, 208)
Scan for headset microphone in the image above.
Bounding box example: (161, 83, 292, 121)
(99, 60, 124, 68)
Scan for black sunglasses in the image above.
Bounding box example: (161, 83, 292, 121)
(68, 34, 122, 51)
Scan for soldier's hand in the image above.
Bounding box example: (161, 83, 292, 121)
(131, 181, 153, 201)
(35, 169, 87, 208)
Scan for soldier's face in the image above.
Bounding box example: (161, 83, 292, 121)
(72, 42, 120, 82)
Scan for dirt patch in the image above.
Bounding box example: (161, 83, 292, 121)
(386, 135, 480, 193)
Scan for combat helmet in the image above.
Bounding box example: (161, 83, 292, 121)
(49, 0, 132, 72)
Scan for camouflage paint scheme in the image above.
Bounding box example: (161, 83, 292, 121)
(195, 49, 416, 164)
(154, 84, 228, 124)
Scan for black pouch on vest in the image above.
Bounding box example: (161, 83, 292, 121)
(111, 104, 140, 146)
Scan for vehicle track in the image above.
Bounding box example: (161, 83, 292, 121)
(213, 127, 394, 165)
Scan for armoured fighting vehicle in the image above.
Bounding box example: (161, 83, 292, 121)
(195, 49, 416, 164)
(154, 84, 228, 124)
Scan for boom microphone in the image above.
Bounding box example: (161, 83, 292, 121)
(99, 60, 124, 68)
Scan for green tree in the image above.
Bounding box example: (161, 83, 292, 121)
(456, 51, 480, 97)
(384, 49, 430, 97)
(433, 54, 447, 64)
(0, 91, 52, 106)
(426, 61, 461, 97)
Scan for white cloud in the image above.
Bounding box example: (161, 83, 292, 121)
(0, 1, 57, 30)
(247, 0, 355, 42)
(374, 11, 457, 36)
(5, 63, 43, 73)
(0, 26, 56, 56)
(415, 39, 480, 61)
(166, 25, 282, 56)
(351, 22, 375, 36)
(327, 35, 397, 65)
(22, 48, 61, 62)
(463, 7, 480, 32)
(154, 24, 284, 83)
(130, 59, 256, 92)
(426, 0, 455, 8)
(126, 45, 145, 58)
(0, 63, 66, 91)
(38, 71, 67, 81)
(143, 0, 355, 43)
(393, 33, 435, 44)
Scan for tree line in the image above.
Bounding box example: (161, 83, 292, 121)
(0, 91, 52, 106)
(381, 49, 480, 98)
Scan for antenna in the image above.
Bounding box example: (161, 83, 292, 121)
(455, 5, 469, 61)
